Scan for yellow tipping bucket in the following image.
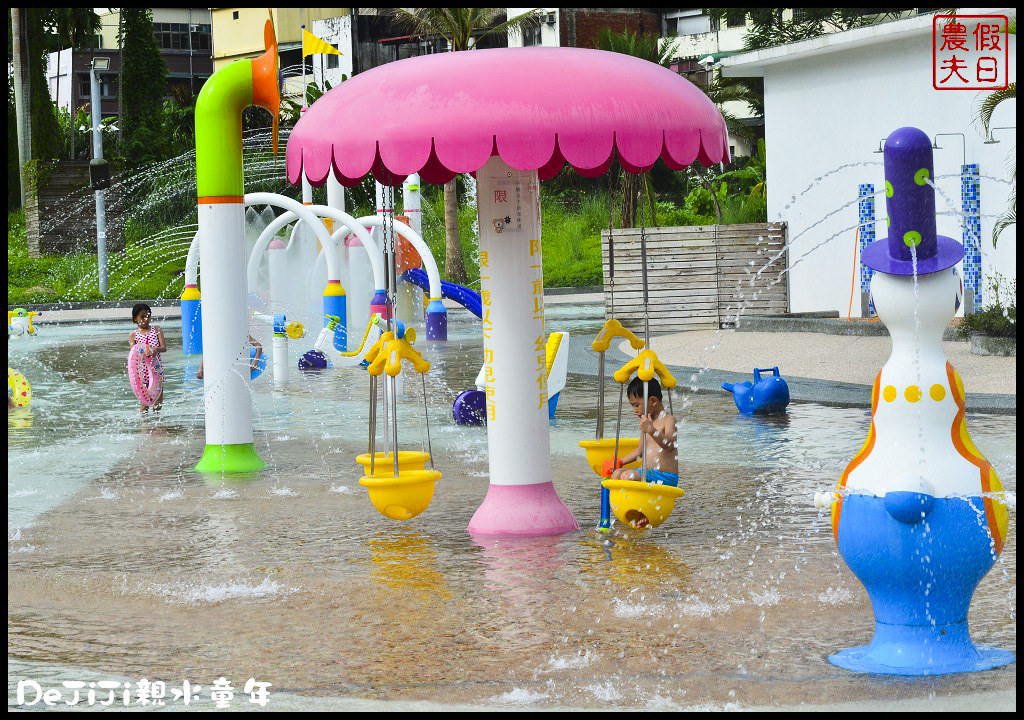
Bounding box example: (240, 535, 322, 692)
(356, 451, 431, 476)
(359, 470, 440, 520)
(579, 438, 641, 477)
(600, 479, 684, 529)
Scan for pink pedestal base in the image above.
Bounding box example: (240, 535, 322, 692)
(468, 482, 578, 537)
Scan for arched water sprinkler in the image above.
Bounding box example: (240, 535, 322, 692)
(181, 194, 345, 354)
(302, 214, 446, 337)
(286, 47, 729, 536)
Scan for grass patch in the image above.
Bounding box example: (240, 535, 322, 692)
(7, 209, 187, 305)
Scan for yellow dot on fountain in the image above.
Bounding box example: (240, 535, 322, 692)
(914, 168, 930, 186)
(905, 385, 922, 402)
(883, 385, 897, 402)
(930, 384, 946, 401)
(903, 231, 922, 247)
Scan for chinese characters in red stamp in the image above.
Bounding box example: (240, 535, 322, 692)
(933, 15, 1008, 90)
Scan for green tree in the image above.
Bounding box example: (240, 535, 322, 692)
(8, 8, 99, 208)
(717, 138, 766, 197)
(385, 8, 543, 283)
(699, 70, 762, 146)
(594, 27, 678, 228)
(8, 70, 19, 209)
(977, 15, 1015, 246)
(706, 8, 911, 51)
(118, 8, 169, 165)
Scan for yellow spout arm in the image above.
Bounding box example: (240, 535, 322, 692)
(367, 337, 431, 377)
(613, 348, 676, 389)
(592, 318, 645, 353)
(340, 316, 380, 357)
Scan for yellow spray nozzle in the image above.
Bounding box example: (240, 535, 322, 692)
(613, 348, 676, 389)
(367, 337, 430, 377)
(285, 321, 305, 339)
(592, 318, 644, 353)
(363, 330, 395, 366)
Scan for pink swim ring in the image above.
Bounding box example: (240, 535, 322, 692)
(127, 342, 163, 406)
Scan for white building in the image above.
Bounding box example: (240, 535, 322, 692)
(506, 7, 560, 48)
(310, 15, 354, 91)
(45, 49, 75, 114)
(721, 9, 1016, 316)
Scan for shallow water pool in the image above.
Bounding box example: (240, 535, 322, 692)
(8, 305, 1016, 710)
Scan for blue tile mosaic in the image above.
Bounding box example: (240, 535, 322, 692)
(961, 164, 981, 310)
(858, 183, 876, 316)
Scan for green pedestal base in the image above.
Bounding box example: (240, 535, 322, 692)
(195, 443, 266, 474)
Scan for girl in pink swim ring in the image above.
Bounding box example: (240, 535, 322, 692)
(128, 303, 166, 411)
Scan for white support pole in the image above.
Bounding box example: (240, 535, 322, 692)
(253, 311, 288, 389)
(398, 174, 423, 331)
(197, 203, 257, 462)
(468, 156, 576, 536)
(268, 239, 287, 314)
(271, 334, 288, 389)
(301, 174, 318, 313)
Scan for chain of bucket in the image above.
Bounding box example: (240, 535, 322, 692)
(363, 183, 435, 481)
(591, 168, 675, 463)
(578, 166, 686, 531)
(355, 181, 440, 522)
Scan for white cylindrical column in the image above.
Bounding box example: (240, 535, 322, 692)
(468, 156, 576, 536)
(301, 175, 320, 314)
(195, 202, 263, 472)
(327, 171, 346, 213)
(271, 334, 288, 389)
(268, 240, 287, 313)
(398, 174, 423, 332)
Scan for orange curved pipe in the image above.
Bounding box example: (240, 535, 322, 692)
(251, 14, 280, 155)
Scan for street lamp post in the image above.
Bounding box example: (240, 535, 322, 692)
(90, 57, 110, 296)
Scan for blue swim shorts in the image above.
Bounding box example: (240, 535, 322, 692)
(642, 469, 679, 487)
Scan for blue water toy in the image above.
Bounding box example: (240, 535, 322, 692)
(299, 350, 328, 370)
(453, 389, 486, 426)
(721, 367, 790, 414)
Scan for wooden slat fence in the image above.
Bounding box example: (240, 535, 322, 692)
(601, 223, 788, 333)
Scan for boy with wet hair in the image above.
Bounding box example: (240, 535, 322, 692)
(601, 376, 679, 529)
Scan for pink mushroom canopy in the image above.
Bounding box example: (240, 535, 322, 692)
(286, 46, 730, 187)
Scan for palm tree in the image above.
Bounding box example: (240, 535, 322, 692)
(699, 69, 762, 147)
(385, 8, 543, 283)
(977, 15, 1015, 246)
(594, 28, 679, 228)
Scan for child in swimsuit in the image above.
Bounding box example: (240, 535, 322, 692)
(604, 376, 679, 528)
(130, 303, 167, 411)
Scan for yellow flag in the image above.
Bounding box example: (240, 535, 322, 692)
(303, 29, 342, 57)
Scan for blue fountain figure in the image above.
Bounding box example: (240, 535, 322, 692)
(722, 366, 790, 414)
(826, 127, 1013, 675)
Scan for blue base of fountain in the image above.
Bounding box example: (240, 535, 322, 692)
(830, 621, 1015, 675)
(834, 492, 1013, 675)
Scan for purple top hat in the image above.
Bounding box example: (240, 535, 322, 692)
(861, 127, 964, 276)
